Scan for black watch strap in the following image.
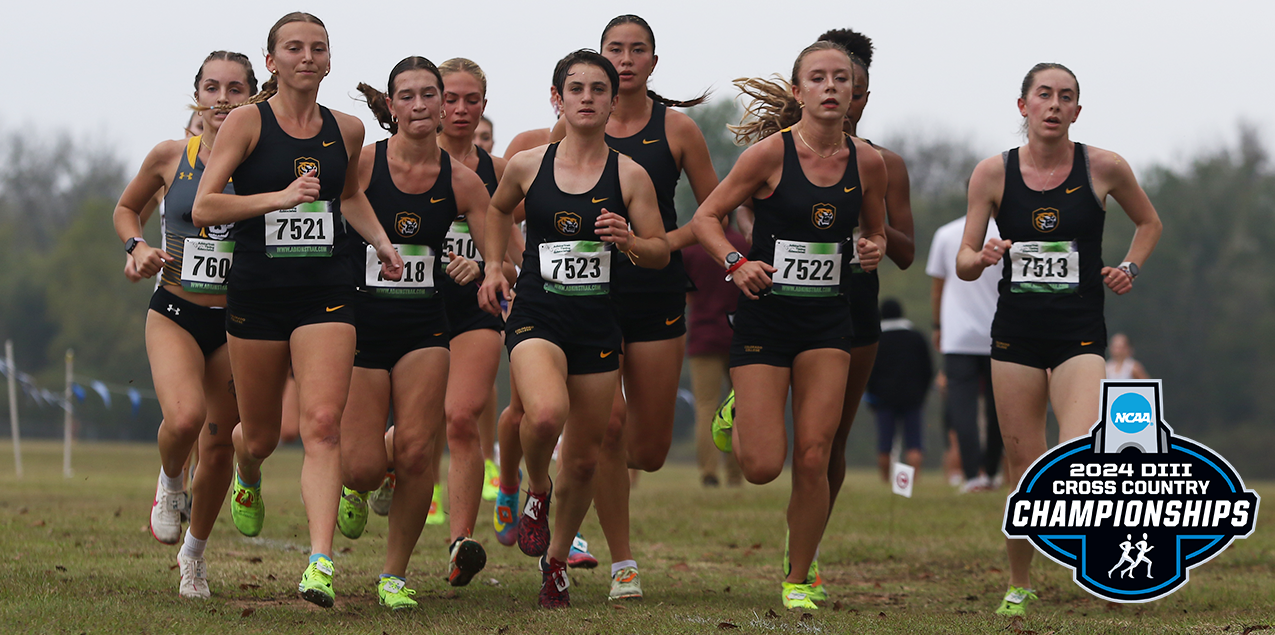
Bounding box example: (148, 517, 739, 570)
(125, 237, 145, 254)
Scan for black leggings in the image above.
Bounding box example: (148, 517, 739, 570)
(944, 354, 1003, 480)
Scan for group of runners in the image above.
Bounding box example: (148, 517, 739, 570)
(112, 11, 1161, 614)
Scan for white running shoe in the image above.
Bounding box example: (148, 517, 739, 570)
(150, 475, 185, 545)
(178, 552, 210, 599)
(959, 474, 993, 494)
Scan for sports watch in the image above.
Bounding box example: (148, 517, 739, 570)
(725, 251, 744, 269)
(1118, 261, 1139, 280)
(125, 237, 146, 254)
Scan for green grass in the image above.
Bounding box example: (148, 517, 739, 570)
(0, 440, 1272, 634)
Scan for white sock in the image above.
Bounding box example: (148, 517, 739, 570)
(180, 529, 207, 559)
(611, 559, 637, 576)
(159, 467, 184, 492)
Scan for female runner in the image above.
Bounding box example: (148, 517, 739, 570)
(113, 51, 257, 598)
(478, 49, 669, 609)
(335, 57, 487, 609)
(956, 63, 1161, 617)
(543, 15, 720, 599)
(691, 41, 887, 610)
(192, 12, 404, 608)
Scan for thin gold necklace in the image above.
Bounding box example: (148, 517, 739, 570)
(795, 125, 843, 159)
(1025, 144, 1066, 193)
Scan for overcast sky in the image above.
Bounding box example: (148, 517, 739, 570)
(4, 1, 1272, 178)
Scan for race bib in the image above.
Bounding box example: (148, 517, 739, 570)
(443, 220, 483, 263)
(365, 244, 435, 298)
(773, 239, 842, 298)
(265, 201, 334, 257)
(180, 238, 234, 293)
(539, 241, 610, 296)
(846, 228, 864, 273)
(1009, 241, 1080, 293)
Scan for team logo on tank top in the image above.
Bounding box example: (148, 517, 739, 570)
(395, 212, 421, 238)
(201, 224, 233, 241)
(1033, 208, 1060, 232)
(812, 203, 837, 229)
(295, 157, 320, 178)
(555, 211, 581, 236)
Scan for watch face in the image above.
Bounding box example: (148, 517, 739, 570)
(726, 252, 741, 265)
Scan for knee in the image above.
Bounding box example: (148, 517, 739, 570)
(163, 406, 207, 440)
(446, 408, 481, 448)
(558, 449, 599, 484)
(627, 443, 668, 472)
(522, 407, 565, 446)
(392, 435, 435, 478)
(601, 414, 625, 449)
(302, 407, 343, 448)
(344, 462, 387, 492)
(792, 442, 832, 478)
(737, 453, 783, 485)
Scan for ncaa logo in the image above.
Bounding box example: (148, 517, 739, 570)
(1004, 380, 1260, 603)
(811, 203, 836, 229)
(295, 157, 320, 178)
(395, 212, 421, 238)
(555, 211, 581, 236)
(1033, 207, 1059, 232)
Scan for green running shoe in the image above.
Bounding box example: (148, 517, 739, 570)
(369, 472, 395, 517)
(298, 557, 335, 608)
(782, 581, 818, 610)
(230, 469, 264, 538)
(377, 576, 417, 610)
(482, 460, 500, 502)
(426, 483, 445, 525)
(783, 531, 826, 602)
(338, 487, 368, 539)
(608, 566, 642, 600)
(995, 586, 1038, 617)
(711, 390, 736, 453)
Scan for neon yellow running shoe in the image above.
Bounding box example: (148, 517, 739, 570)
(782, 581, 818, 610)
(426, 483, 445, 525)
(711, 390, 736, 453)
(337, 487, 368, 539)
(230, 469, 264, 537)
(482, 460, 500, 502)
(298, 557, 335, 608)
(783, 531, 826, 602)
(995, 586, 1038, 617)
(377, 576, 417, 610)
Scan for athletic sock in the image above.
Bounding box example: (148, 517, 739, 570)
(309, 553, 330, 565)
(159, 467, 184, 492)
(611, 559, 637, 576)
(500, 481, 519, 495)
(379, 574, 405, 582)
(180, 529, 207, 559)
(236, 471, 260, 489)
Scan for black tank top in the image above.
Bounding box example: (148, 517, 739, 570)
(228, 102, 349, 289)
(160, 135, 234, 290)
(518, 143, 626, 298)
(605, 103, 686, 294)
(992, 142, 1106, 341)
(749, 129, 861, 304)
(357, 140, 456, 298)
(475, 147, 498, 197)
(844, 138, 882, 319)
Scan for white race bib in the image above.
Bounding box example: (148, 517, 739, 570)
(772, 239, 842, 297)
(538, 241, 611, 296)
(846, 228, 863, 272)
(179, 238, 234, 293)
(1009, 241, 1080, 293)
(365, 244, 435, 298)
(442, 220, 483, 264)
(265, 201, 334, 257)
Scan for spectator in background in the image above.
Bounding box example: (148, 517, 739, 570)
(927, 215, 1003, 493)
(683, 214, 745, 487)
(866, 299, 932, 482)
(1106, 333, 1149, 379)
(475, 115, 494, 154)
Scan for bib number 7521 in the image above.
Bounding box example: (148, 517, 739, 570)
(264, 201, 334, 258)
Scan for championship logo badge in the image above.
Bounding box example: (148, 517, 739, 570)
(555, 211, 581, 236)
(1003, 380, 1259, 602)
(395, 212, 420, 238)
(1032, 207, 1059, 232)
(811, 203, 836, 229)
(295, 157, 320, 178)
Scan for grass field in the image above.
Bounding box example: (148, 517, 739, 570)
(0, 440, 1272, 634)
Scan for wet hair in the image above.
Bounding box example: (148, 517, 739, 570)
(729, 41, 853, 144)
(438, 58, 488, 97)
(1019, 63, 1080, 134)
(552, 49, 621, 99)
(599, 14, 709, 108)
(356, 56, 444, 135)
(817, 28, 873, 81)
(192, 51, 259, 103)
(240, 12, 328, 107)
